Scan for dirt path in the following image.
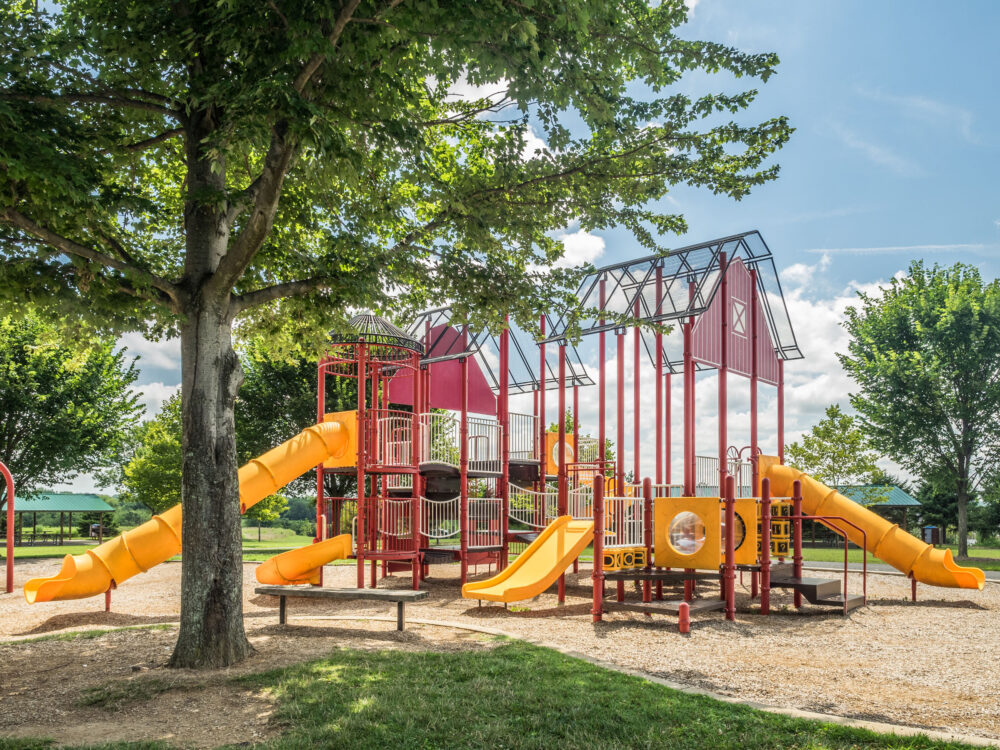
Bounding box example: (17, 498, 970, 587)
(1, 558, 997, 747)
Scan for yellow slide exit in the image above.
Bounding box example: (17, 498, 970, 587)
(461, 516, 593, 603)
(24, 412, 358, 603)
(762, 457, 984, 590)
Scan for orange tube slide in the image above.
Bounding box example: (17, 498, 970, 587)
(762, 457, 984, 590)
(24, 414, 356, 603)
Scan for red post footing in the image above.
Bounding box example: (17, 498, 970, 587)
(678, 601, 690, 634)
(911, 576, 917, 602)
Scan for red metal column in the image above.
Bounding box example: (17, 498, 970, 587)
(591, 474, 605, 623)
(616, 329, 625, 492)
(460, 349, 470, 586)
(410, 354, 421, 590)
(538, 315, 546, 484)
(316, 360, 326, 586)
(724, 474, 736, 621)
(500, 320, 510, 569)
(2, 460, 13, 593)
(760, 477, 772, 615)
(718, 251, 729, 496)
(665, 372, 671, 485)
(572, 381, 580, 576)
(683, 281, 695, 495)
(750, 268, 760, 493)
(777, 359, 785, 464)
(633, 300, 640, 485)
(792, 479, 803, 608)
(557, 343, 567, 603)
(598, 278, 607, 478)
(356, 345, 367, 589)
(643, 477, 652, 603)
(655, 267, 663, 486)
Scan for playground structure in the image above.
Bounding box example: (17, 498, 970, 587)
(16, 232, 985, 624)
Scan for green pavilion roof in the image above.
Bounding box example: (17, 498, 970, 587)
(837, 485, 921, 508)
(12, 493, 114, 513)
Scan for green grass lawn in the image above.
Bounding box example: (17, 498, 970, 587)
(801, 545, 1000, 571)
(2, 640, 980, 749)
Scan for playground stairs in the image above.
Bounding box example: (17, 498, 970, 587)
(769, 566, 865, 612)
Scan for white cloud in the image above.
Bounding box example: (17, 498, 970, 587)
(136, 381, 179, 418)
(684, 0, 700, 15)
(857, 88, 977, 143)
(446, 74, 511, 103)
(521, 125, 547, 161)
(119, 332, 180, 371)
(781, 252, 831, 286)
(803, 243, 996, 256)
(555, 228, 605, 269)
(831, 124, 922, 177)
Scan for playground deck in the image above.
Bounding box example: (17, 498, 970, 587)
(1, 558, 998, 747)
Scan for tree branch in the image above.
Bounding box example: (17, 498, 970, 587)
(0, 208, 181, 308)
(291, 0, 364, 94)
(0, 91, 179, 118)
(231, 277, 337, 313)
(123, 128, 184, 152)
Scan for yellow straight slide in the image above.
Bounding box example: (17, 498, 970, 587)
(762, 457, 984, 590)
(461, 516, 593, 603)
(256, 534, 353, 585)
(24, 413, 357, 603)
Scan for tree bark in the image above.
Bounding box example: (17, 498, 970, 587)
(168, 302, 252, 668)
(956, 486, 969, 559)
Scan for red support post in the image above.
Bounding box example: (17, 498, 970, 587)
(683, 281, 696, 495)
(410, 353, 421, 590)
(678, 601, 690, 634)
(616, 330, 625, 492)
(778, 360, 785, 464)
(792, 479, 803, 608)
(633, 299, 641, 485)
(724, 474, 736, 621)
(557, 343, 567, 603)
(500, 320, 510, 570)
(356, 344, 367, 589)
(460, 346, 470, 587)
(591, 474, 605, 622)
(573, 380, 580, 576)
(665, 372, 671, 485)
(598, 278, 607, 479)
(538, 316, 546, 485)
(750, 269, 760, 493)
(643, 477, 652, 603)
(760, 477, 772, 615)
(655, 267, 664, 486)
(911, 576, 917, 602)
(718, 251, 728, 496)
(2, 460, 14, 593)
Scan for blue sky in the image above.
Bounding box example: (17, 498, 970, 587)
(67, 1, 1000, 491)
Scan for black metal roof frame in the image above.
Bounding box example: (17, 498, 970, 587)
(405, 231, 801, 387)
(405, 307, 593, 396)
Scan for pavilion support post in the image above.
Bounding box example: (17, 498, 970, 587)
(778, 359, 785, 464)
(538, 316, 546, 488)
(655, 267, 664, 487)
(633, 299, 641, 486)
(59, 512, 64, 546)
(683, 281, 696, 495)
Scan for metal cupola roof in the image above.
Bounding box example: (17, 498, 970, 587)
(330, 313, 425, 358)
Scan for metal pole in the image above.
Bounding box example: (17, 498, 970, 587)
(460, 341, 470, 587)
(792, 479, 803, 608)
(643, 477, 652, 603)
(750, 268, 760, 494)
(778, 360, 785, 464)
(500, 319, 510, 570)
(591, 473, 605, 623)
(718, 251, 728, 497)
(316, 359, 326, 586)
(683, 281, 696, 495)
(356, 343, 367, 589)
(410, 353, 421, 590)
(538, 315, 546, 483)
(724, 474, 736, 621)
(633, 299, 641, 485)
(760, 477, 771, 615)
(1, 460, 13, 593)
(655, 267, 663, 486)
(598, 278, 607, 479)
(557, 344, 568, 602)
(665, 372, 671, 485)
(616, 329, 625, 492)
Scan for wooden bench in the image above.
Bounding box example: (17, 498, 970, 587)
(254, 586, 429, 631)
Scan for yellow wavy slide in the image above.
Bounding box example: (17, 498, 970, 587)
(24, 411, 358, 603)
(762, 456, 984, 590)
(461, 516, 594, 603)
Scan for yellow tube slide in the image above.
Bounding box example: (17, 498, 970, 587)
(762, 458, 984, 590)
(461, 516, 594, 603)
(256, 534, 353, 585)
(24, 414, 355, 603)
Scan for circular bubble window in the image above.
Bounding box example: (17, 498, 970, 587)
(721, 513, 747, 551)
(667, 511, 707, 555)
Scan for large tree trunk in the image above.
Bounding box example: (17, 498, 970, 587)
(956, 486, 970, 559)
(169, 303, 252, 668)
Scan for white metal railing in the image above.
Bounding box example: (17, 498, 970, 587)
(386, 473, 413, 490)
(420, 412, 461, 467)
(376, 412, 414, 467)
(577, 435, 601, 463)
(603, 495, 645, 549)
(468, 497, 503, 547)
(696, 455, 754, 496)
(376, 498, 413, 538)
(650, 483, 684, 498)
(568, 484, 593, 519)
(509, 412, 539, 461)
(468, 416, 501, 474)
(508, 484, 557, 529)
(419, 495, 461, 540)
